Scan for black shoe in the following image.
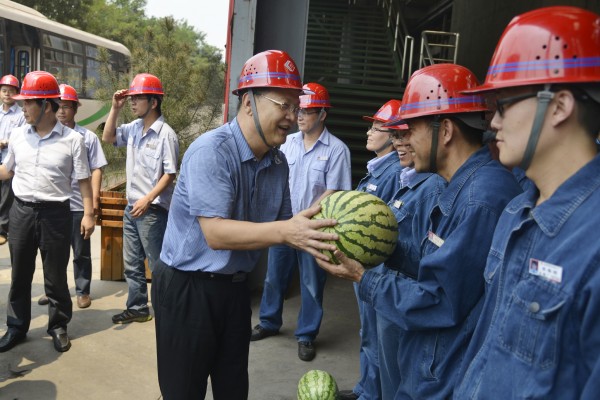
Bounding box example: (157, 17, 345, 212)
(49, 330, 71, 352)
(338, 390, 359, 400)
(0, 331, 26, 352)
(298, 341, 316, 361)
(112, 309, 152, 324)
(38, 295, 49, 305)
(250, 324, 279, 341)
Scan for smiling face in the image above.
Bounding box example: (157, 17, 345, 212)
(390, 130, 414, 167)
(255, 88, 300, 147)
(403, 118, 434, 172)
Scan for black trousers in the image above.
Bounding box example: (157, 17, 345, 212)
(6, 200, 72, 334)
(152, 260, 252, 400)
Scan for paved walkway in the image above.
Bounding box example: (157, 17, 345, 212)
(0, 229, 361, 399)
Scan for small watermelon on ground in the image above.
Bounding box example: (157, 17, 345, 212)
(312, 190, 397, 268)
(297, 369, 339, 400)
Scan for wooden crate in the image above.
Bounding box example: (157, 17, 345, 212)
(99, 190, 151, 281)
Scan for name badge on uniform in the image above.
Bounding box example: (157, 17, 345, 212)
(427, 231, 444, 247)
(317, 156, 328, 161)
(367, 183, 377, 192)
(529, 258, 563, 284)
(146, 143, 157, 150)
(393, 200, 403, 208)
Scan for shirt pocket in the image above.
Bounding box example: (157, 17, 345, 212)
(141, 143, 160, 170)
(309, 160, 327, 188)
(499, 277, 568, 369)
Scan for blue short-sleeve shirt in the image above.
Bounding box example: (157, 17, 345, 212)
(160, 118, 292, 273)
(282, 128, 351, 214)
(115, 116, 179, 209)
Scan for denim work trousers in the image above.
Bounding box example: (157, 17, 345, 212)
(0, 177, 14, 237)
(71, 211, 91, 295)
(152, 260, 251, 400)
(7, 200, 72, 334)
(258, 244, 327, 342)
(352, 264, 384, 400)
(123, 205, 167, 311)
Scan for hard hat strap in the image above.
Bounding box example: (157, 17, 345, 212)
(32, 99, 47, 127)
(429, 116, 441, 173)
(374, 138, 393, 154)
(248, 89, 273, 148)
(519, 86, 554, 171)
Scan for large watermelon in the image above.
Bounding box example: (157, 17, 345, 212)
(312, 190, 397, 268)
(297, 369, 338, 400)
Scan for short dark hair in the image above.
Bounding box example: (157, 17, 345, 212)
(35, 98, 59, 113)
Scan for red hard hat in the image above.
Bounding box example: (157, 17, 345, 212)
(59, 84, 81, 105)
(0, 74, 19, 89)
(299, 83, 331, 108)
(364, 99, 408, 130)
(464, 6, 600, 94)
(232, 50, 303, 95)
(12, 71, 61, 100)
(399, 64, 488, 120)
(127, 73, 164, 96)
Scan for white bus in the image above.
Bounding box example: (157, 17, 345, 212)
(0, 0, 130, 130)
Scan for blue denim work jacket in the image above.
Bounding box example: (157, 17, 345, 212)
(384, 172, 446, 277)
(456, 154, 600, 400)
(356, 151, 401, 203)
(360, 147, 522, 399)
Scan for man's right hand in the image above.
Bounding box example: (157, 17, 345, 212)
(283, 204, 338, 261)
(112, 89, 129, 109)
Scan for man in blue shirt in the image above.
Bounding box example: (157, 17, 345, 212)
(455, 7, 600, 399)
(102, 73, 179, 325)
(0, 75, 25, 245)
(152, 51, 338, 400)
(318, 64, 521, 399)
(251, 82, 351, 362)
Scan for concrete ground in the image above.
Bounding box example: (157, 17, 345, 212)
(0, 229, 361, 400)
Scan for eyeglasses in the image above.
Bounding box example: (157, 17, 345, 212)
(368, 127, 392, 134)
(495, 93, 538, 117)
(389, 132, 408, 142)
(129, 95, 148, 103)
(259, 94, 300, 115)
(296, 109, 319, 117)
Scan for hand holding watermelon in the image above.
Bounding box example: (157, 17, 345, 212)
(311, 191, 398, 269)
(315, 248, 365, 282)
(284, 203, 339, 262)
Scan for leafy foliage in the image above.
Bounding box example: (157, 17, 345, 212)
(14, 0, 226, 182)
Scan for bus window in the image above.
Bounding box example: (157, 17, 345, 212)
(16, 49, 30, 81)
(0, 19, 5, 75)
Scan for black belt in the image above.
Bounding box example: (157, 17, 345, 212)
(16, 197, 69, 209)
(190, 270, 247, 283)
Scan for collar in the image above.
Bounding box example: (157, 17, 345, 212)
(367, 151, 398, 176)
(136, 115, 164, 137)
(28, 120, 66, 138)
(438, 146, 491, 216)
(506, 154, 600, 237)
(1, 103, 20, 114)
